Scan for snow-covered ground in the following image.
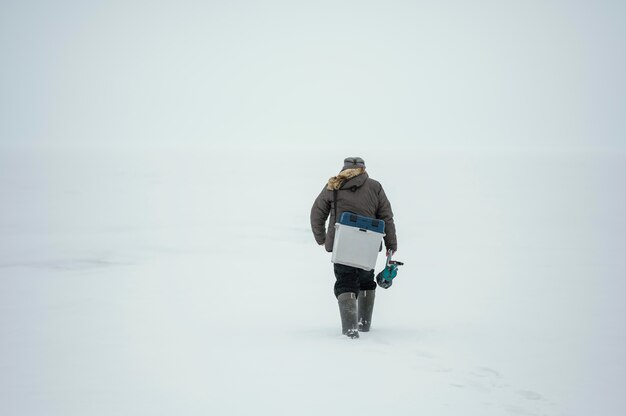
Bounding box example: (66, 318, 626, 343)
(1, 147, 624, 415)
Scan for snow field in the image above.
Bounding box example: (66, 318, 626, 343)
(1, 147, 624, 415)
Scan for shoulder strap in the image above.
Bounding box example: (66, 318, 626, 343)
(333, 189, 338, 221)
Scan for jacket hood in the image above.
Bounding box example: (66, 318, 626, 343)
(326, 168, 367, 190)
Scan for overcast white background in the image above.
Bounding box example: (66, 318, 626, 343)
(1, 0, 625, 151)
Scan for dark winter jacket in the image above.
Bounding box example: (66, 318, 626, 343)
(310, 169, 397, 253)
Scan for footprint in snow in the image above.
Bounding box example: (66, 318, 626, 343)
(414, 349, 437, 359)
(472, 366, 502, 378)
(518, 390, 543, 401)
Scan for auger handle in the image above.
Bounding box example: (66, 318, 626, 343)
(385, 250, 404, 267)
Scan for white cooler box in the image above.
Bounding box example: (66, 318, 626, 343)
(331, 212, 385, 271)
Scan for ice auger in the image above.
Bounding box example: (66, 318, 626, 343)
(376, 250, 404, 289)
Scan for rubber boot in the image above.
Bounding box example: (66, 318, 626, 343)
(337, 292, 359, 339)
(358, 289, 375, 332)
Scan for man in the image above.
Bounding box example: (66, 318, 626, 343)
(310, 157, 398, 338)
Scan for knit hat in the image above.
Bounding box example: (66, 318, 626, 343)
(342, 157, 366, 171)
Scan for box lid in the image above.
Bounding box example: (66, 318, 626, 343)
(338, 212, 385, 233)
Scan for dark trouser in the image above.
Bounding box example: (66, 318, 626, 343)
(333, 264, 377, 298)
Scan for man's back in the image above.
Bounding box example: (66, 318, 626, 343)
(310, 168, 397, 253)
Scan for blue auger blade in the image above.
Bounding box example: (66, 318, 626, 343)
(376, 251, 404, 289)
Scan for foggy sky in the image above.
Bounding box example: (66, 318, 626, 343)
(1, 0, 625, 150)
